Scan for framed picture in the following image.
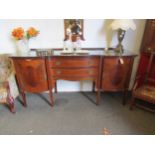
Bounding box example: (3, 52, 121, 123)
(64, 19, 84, 42)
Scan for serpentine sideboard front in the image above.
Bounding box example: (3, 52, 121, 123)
(11, 50, 136, 106)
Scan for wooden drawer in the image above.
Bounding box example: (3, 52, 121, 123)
(50, 68, 99, 77)
(49, 57, 100, 68)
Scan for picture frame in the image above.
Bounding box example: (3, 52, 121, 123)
(64, 19, 85, 42)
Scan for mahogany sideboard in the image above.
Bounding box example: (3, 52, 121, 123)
(11, 50, 136, 106)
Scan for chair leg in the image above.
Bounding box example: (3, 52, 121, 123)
(6, 84, 15, 113)
(21, 91, 27, 107)
(49, 89, 54, 107)
(8, 97, 15, 113)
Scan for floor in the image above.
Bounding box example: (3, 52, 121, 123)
(0, 92, 154, 135)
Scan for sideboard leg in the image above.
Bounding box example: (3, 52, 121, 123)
(96, 89, 101, 105)
(21, 91, 27, 107)
(49, 90, 54, 107)
(130, 95, 135, 110)
(92, 81, 95, 92)
(123, 90, 127, 105)
(54, 81, 57, 93)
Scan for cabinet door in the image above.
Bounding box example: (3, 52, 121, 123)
(141, 19, 155, 52)
(12, 57, 48, 93)
(101, 57, 133, 91)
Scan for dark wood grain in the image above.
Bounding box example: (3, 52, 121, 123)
(46, 56, 101, 105)
(11, 57, 54, 107)
(140, 19, 155, 52)
(100, 56, 135, 104)
(12, 57, 48, 93)
(50, 68, 99, 77)
(11, 53, 135, 107)
(50, 57, 100, 68)
(101, 57, 134, 91)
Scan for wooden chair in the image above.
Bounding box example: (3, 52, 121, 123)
(130, 51, 155, 112)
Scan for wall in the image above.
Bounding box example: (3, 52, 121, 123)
(0, 19, 146, 91)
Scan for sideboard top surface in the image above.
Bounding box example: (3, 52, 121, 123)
(11, 50, 137, 58)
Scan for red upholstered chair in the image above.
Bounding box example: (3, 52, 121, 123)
(130, 51, 155, 112)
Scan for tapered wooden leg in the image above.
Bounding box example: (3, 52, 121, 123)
(92, 81, 95, 92)
(49, 89, 54, 107)
(21, 91, 27, 107)
(54, 81, 57, 93)
(96, 89, 101, 105)
(130, 95, 135, 110)
(123, 90, 127, 105)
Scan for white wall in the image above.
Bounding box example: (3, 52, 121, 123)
(0, 19, 146, 91)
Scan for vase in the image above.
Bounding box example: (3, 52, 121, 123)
(16, 39, 30, 56)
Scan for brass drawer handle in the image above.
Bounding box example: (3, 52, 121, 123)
(56, 70, 61, 75)
(88, 61, 94, 66)
(25, 59, 31, 61)
(56, 61, 61, 65)
(88, 70, 93, 75)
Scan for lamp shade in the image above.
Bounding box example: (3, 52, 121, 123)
(111, 19, 136, 31)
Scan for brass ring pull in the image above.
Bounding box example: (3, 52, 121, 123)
(56, 70, 61, 75)
(88, 70, 93, 75)
(56, 61, 61, 65)
(88, 61, 93, 66)
(147, 47, 151, 51)
(25, 59, 31, 61)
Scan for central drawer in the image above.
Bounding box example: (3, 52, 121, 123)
(50, 68, 99, 77)
(50, 57, 100, 68)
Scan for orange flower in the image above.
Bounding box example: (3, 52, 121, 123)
(12, 27, 24, 40)
(27, 27, 39, 38)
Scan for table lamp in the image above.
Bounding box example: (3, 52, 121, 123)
(111, 19, 136, 53)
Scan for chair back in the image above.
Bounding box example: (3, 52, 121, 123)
(0, 54, 13, 83)
(144, 51, 155, 85)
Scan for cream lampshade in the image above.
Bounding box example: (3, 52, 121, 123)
(111, 19, 136, 53)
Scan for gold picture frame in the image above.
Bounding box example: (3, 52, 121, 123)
(64, 19, 84, 41)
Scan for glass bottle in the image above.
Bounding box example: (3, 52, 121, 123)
(75, 36, 82, 52)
